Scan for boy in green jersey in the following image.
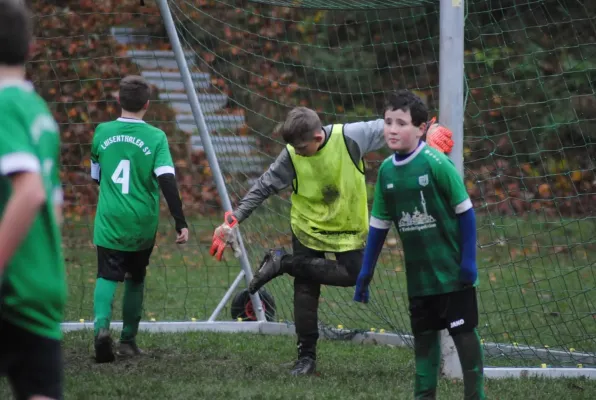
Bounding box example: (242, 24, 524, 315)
(91, 75, 189, 363)
(0, 1, 67, 399)
(354, 90, 485, 399)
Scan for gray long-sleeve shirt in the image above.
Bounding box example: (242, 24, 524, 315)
(233, 119, 385, 222)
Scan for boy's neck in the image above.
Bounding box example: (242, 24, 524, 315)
(394, 140, 422, 161)
(0, 66, 26, 84)
(120, 110, 146, 120)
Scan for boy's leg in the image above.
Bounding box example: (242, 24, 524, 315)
(0, 318, 63, 400)
(290, 234, 324, 376)
(445, 287, 485, 400)
(292, 278, 321, 375)
(118, 245, 153, 356)
(409, 295, 443, 400)
(249, 241, 363, 294)
(93, 246, 124, 363)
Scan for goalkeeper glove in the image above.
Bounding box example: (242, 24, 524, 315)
(210, 211, 241, 261)
(425, 117, 454, 154)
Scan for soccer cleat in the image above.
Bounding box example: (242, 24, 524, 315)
(248, 248, 288, 295)
(94, 328, 115, 363)
(117, 340, 143, 357)
(290, 356, 316, 376)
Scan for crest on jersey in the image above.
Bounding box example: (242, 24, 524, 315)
(418, 174, 429, 187)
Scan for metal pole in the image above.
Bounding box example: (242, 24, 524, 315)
(156, 0, 266, 322)
(208, 270, 245, 322)
(439, 0, 465, 379)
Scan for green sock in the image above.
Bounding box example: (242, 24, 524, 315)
(452, 329, 486, 400)
(120, 279, 144, 343)
(93, 278, 118, 336)
(414, 331, 441, 400)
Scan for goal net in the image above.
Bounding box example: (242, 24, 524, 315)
(33, 0, 595, 371)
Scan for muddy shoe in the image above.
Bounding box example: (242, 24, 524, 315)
(117, 340, 143, 357)
(94, 329, 115, 364)
(290, 356, 316, 376)
(248, 248, 288, 295)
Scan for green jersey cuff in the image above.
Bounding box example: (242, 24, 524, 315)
(454, 198, 473, 214)
(370, 216, 392, 229)
(154, 166, 175, 177)
(0, 152, 40, 176)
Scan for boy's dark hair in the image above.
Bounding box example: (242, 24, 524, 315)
(384, 90, 428, 127)
(118, 75, 151, 112)
(277, 107, 322, 145)
(0, 0, 32, 66)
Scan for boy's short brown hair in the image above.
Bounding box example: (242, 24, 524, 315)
(0, 0, 32, 66)
(118, 75, 150, 113)
(276, 107, 322, 145)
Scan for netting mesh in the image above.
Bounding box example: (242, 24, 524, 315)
(32, 0, 595, 369)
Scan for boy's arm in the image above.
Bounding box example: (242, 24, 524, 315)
(327, 118, 454, 169)
(232, 149, 294, 222)
(210, 149, 294, 261)
(431, 153, 477, 285)
(323, 120, 385, 167)
(154, 134, 188, 242)
(0, 113, 47, 273)
(354, 171, 392, 303)
(0, 172, 47, 273)
(90, 129, 101, 185)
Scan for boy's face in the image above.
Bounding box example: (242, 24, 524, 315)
(383, 108, 425, 154)
(292, 130, 324, 157)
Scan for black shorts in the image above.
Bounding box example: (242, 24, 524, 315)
(409, 286, 479, 336)
(97, 245, 154, 283)
(0, 318, 63, 400)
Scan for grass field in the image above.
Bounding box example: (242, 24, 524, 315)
(1, 331, 595, 399)
(61, 200, 596, 368)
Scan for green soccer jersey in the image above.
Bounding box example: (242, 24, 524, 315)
(0, 81, 67, 340)
(91, 118, 175, 251)
(371, 142, 474, 297)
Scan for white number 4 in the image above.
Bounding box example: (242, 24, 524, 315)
(111, 160, 130, 194)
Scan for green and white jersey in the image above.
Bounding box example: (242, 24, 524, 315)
(371, 142, 473, 297)
(0, 80, 67, 340)
(91, 118, 175, 251)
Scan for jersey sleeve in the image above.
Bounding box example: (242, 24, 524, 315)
(90, 126, 100, 181)
(370, 167, 392, 222)
(0, 102, 40, 176)
(430, 151, 472, 214)
(153, 133, 175, 177)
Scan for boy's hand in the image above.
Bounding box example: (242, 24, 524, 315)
(210, 212, 241, 261)
(426, 118, 454, 153)
(460, 258, 478, 286)
(176, 227, 189, 244)
(353, 273, 372, 303)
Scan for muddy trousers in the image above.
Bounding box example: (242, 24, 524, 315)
(283, 234, 363, 359)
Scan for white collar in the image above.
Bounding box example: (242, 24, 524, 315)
(117, 117, 146, 124)
(392, 142, 426, 166)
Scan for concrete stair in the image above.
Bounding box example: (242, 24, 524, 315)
(114, 28, 268, 177)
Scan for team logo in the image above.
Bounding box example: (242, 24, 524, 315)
(418, 174, 429, 187)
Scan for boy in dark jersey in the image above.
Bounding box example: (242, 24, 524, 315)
(354, 90, 484, 399)
(91, 75, 189, 363)
(0, 1, 67, 399)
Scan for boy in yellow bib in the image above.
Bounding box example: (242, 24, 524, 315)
(211, 106, 453, 375)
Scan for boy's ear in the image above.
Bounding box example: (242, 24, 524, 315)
(143, 100, 150, 110)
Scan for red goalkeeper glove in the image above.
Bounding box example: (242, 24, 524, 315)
(210, 211, 241, 261)
(425, 117, 454, 154)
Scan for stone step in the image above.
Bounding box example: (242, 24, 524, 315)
(110, 27, 151, 45)
(142, 70, 210, 92)
(176, 113, 245, 134)
(191, 135, 256, 153)
(159, 92, 228, 114)
(127, 50, 195, 70)
(216, 155, 268, 174)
